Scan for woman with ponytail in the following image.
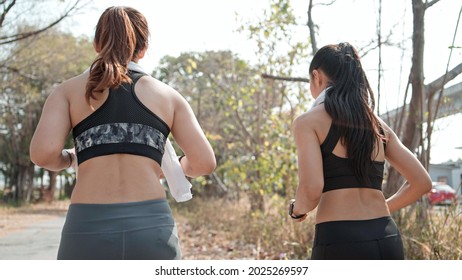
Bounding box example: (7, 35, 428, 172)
(289, 43, 431, 259)
(30, 6, 216, 259)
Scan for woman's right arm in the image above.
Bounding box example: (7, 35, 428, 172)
(170, 90, 216, 178)
(381, 121, 432, 212)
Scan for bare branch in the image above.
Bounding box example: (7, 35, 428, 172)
(426, 62, 462, 95)
(261, 73, 310, 83)
(424, 0, 441, 9)
(358, 25, 402, 57)
(313, 0, 336, 7)
(0, 0, 82, 45)
(0, 64, 39, 81)
(376, 0, 383, 115)
(0, 0, 16, 28)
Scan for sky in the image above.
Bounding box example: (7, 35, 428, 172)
(60, 0, 462, 164)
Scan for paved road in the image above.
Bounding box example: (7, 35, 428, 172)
(0, 216, 65, 260)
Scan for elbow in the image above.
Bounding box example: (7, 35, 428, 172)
(305, 185, 322, 203)
(208, 158, 217, 174)
(199, 156, 217, 175)
(295, 180, 323, 212)
(29, 140, 48, 168)
(305, 178, 324, 201)
(410, 174, 432, 195)
(421, 176, 432, 194)
(29, 147, 46, 167)
(418, 172, 432, 194)
(187, 155, 216, 177)
(29, 155, 51, 170)
(29, 146, 58, 171)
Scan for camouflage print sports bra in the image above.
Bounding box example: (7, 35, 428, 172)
(72, 71, 170, 166)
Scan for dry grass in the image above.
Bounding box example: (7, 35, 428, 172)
(398, 204, 462, 260)
(1, 197, 460, 260)
(171, 195, 314, 259)
(172, 196, 462, 260)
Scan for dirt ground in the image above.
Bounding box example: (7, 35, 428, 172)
(0, 200, 69, 238)
(0, 200, 256, 259)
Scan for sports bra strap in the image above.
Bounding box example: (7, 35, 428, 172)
(129, 70, 145, 84)
(322, 123, 387, 153)
(379, 125, 387, 151)
(321, 123, 341, 153)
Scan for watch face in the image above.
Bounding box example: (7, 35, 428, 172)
(289, 200, 304, 219)
(289, 200, 295, 215)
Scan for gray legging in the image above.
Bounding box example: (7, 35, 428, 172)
(57, 199, 181, 260)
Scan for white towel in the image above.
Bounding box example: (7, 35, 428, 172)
(127, 62, 193, 202)
(161, 139, 193, 202)
(311, 86, 331, 109)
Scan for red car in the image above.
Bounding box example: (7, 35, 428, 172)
(426, 183, 457, 205)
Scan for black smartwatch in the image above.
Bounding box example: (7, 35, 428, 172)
(288, 199, 306, 219)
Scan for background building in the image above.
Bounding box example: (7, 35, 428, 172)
(429, 159, 462, 197)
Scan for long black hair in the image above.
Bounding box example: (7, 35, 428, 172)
(309, 42, 383, 185)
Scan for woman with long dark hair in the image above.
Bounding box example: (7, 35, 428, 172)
(289, 43, 431, 259)
(30, 6, 216, 259)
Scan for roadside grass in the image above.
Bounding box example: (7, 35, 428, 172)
(397, 203, 462, 260)
(172, 195, 313, 259)
(2, 196, 460, 259)
(172, 195, 462, 260)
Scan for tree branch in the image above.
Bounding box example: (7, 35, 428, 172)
(313, 0, 336, 7)
(425, 62, 462, 96)
(307, 0, 318, 55)
(204, 72, 257, 152)
(0, 0, 82, 45)
(0, 0, 16, 28)
(0, 65, 40, 81)
(261, 73, 310, 83)
(425, 0, 441, 10)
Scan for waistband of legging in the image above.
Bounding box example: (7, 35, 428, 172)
(63, 198, 174, 233)
(69, 198, 169, 208)
(314, 216, 400, 246)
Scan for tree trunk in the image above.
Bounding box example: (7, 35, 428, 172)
(22, 165, 34, 203)
(42, 170, 58, 203)
(307, 0, 318, 55)
(385, 0, 426, 197)
(249, 191, 265, 213)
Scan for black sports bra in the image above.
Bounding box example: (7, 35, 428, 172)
(321, 123, 385, 193)
(72, 71, 170, 166)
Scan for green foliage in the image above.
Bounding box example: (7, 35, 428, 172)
(0, 28, 94, 201)
(155, 0, 311, 210)
(238, 0, 310, 73)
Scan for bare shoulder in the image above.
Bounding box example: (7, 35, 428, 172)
(137, 76, 179, 96)
(293, 104, 330, 132)
(376, 116, 397, 142)
(52, 71, 88, 97)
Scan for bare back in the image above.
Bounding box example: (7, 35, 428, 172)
(306, 105, 390, 223)
(63, 72, 174, 203)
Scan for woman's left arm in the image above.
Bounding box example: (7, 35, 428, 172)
(291, 113, 324, 221)
(30, 85, 73, 171)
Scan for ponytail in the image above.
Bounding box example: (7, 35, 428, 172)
(86, 6, 149, 104)
(310, 43, 382, 185)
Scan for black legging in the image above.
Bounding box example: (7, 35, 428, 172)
(311, 216, 404, 260)
(57, 199, 181, 260)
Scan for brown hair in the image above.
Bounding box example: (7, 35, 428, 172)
(85, 6, 149, 103)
